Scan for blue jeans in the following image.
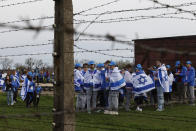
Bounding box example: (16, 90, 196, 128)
(7, 90, 13, 105)
(157, 86, 164, 110)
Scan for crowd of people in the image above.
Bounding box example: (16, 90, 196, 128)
(74, 60, 195, 115)
(0, 70, 44, 107)
(0, 60, 195, 113)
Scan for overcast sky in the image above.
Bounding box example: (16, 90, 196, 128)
(0, 0, 196, 67)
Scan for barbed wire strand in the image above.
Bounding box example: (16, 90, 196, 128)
(0, 0, 44, 8)
(1, 16, 54, 25)
(1, 22, 196, 57)
(0, 25, 52, 34)
(0, 42, 53, 50)
(79, 1, 196, 16)
(148, 0, 196, 17)
(0, 52, 52, 58)
(73, 0, 120, 16)
(74, 44, 133, 58)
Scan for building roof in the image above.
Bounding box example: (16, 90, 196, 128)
(133, 34, 196, 41)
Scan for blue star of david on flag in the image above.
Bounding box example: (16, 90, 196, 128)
(138, 75, 147, 85)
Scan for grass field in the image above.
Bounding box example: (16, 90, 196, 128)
(0, 93, 196, 131)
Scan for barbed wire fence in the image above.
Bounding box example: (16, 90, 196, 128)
(0, 0, 196, 131)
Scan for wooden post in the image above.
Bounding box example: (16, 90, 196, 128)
(53, 0, 75, 130)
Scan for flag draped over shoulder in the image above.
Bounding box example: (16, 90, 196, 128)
(14, 72, 20, 87)
(74, 69, 84, 91)
(158, 64, 170, 92)
(109, 67, 126, 90)
(20, 78, 28, 101)
(124, 71, 133, 88)
(132, 71, 155, 94)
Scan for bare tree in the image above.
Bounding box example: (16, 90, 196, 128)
(35, 59, 44, 69)
(25, 57, 35, 70)
(14, 63, 25, 70)
(34, 59, 49, 69)
(42, 62, 49, 69)
(0, 58, 13, 70)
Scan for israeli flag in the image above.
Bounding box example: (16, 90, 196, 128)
(74, 69, 84, 91)
(132, 72, 155, 94)
(15, 72, 20, 84)
(20, 78, 29, 101)
(2, 73, 7, 78)
(14, 74, 20, 89)
(21, 74, 26, 81)
(0, 79, 4, 86)
(0, 79, 5, 91)
(109, 67, 126, 90)
(168, 73, 174, 92)
(158, 64, 170, 92)
(124, 71, 133, 89)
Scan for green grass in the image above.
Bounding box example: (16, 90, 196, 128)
(0, 93, 196, 131)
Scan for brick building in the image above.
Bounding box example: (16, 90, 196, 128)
(133, 35, 196, 69)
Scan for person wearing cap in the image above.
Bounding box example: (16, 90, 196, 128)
(83, 61, 97, 114)
(175, 61, 187, 103)
(154, 60, 169, 111)
(123, 64, 133, 111)
(91, 63, 104, 111)
(165, 65, 174, 105)
(25, 72, 35, 108)
(132, 64, 149, 112)
(74, 63, 85, 112)
(96, 63, 105, 109)
(11, 70, 20, 104)
(33, 84, 42, 108)
(185, 61, 195, 106)
(104, 61, 126, 115)
(102, 60, 111, 108)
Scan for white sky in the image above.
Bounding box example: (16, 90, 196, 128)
(0, 0, 196, 67)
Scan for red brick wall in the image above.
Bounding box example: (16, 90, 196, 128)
(135, 36, 196, 69)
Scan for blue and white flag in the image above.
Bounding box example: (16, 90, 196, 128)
(168, 73, 174, 92)
(132, 71, 155, 94)
(15, 72, 20, 85)
(21, 74, 26, 81)
(124, 71, 133, 89)
(0, 79, 5, 91)
(13, 73, 20, 90)
(109, 67, 126, 90)
(158, 64, 170, 92)
(20, 77, 29, 101)
(0, 79, 4, 87)
(2, 73, 7, 79)
(74, 69, 84, 91)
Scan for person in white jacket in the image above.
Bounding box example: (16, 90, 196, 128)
(83, 61, 97, 114)
(165, 65, 174, 104)
(74, 63, 85, 112)
(104, 61, 126, 115)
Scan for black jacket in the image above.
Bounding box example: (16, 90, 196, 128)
(5, 78, 13, 91)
